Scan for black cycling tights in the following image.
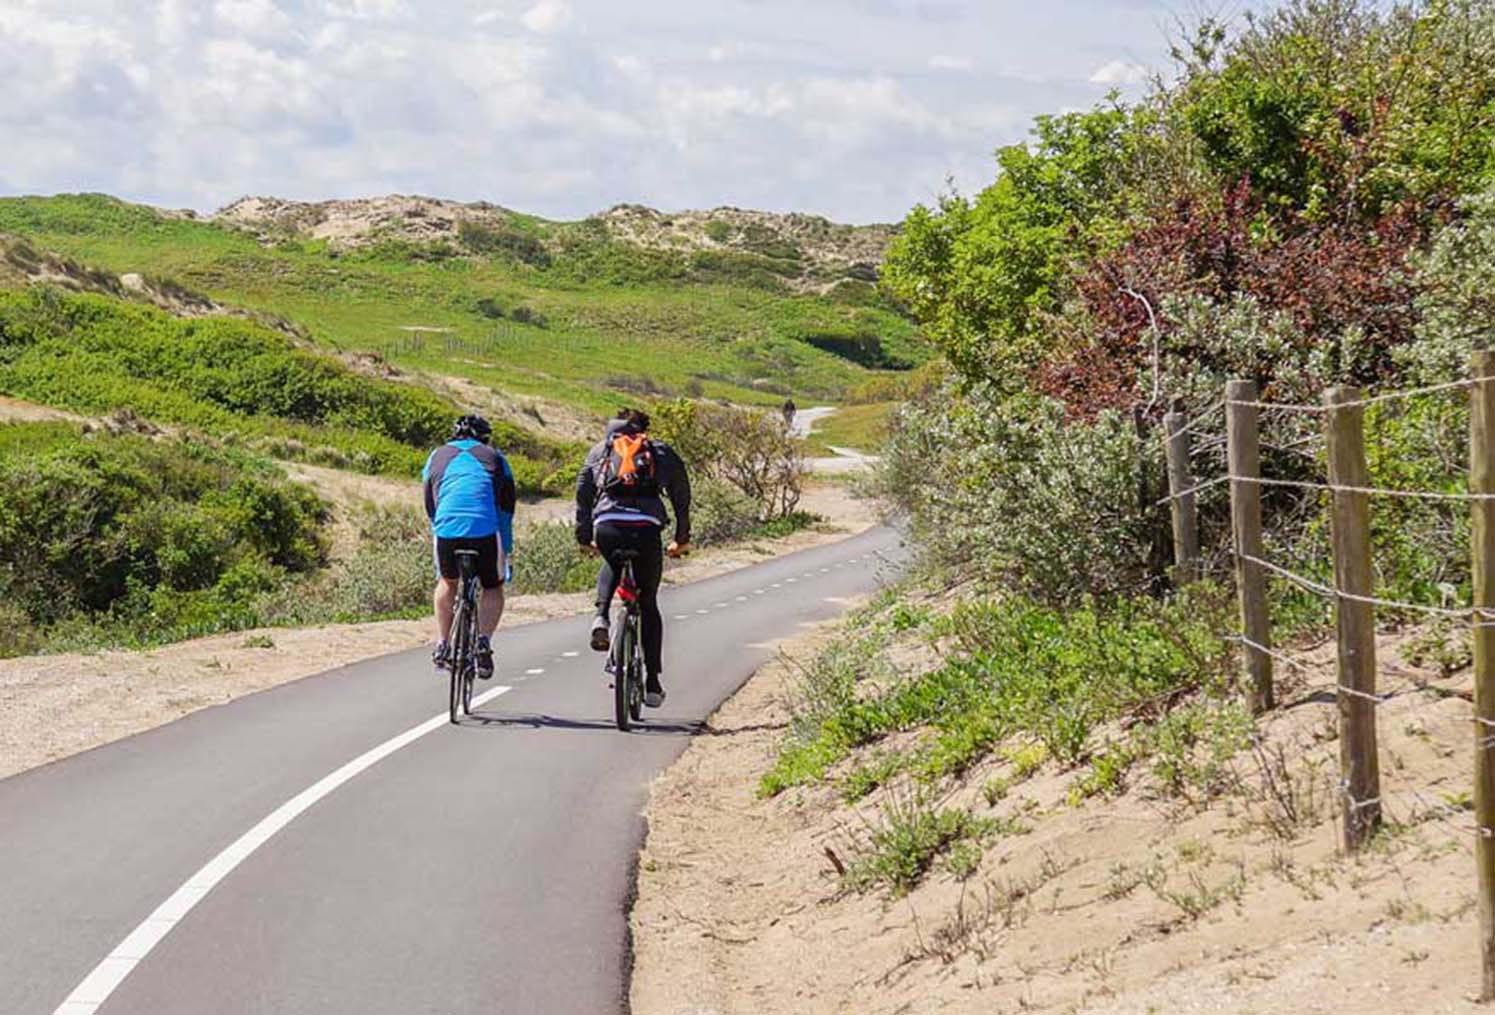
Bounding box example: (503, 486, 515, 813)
(595, 522, 665, 678)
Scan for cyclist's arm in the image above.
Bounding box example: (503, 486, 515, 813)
(574, 445, 601, 545)
(421, 453, 438, 522)
(494, 455, 517, 555)
(660, 442, 692, 545)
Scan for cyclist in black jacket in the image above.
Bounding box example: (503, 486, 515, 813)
(575, 408, 691, 707)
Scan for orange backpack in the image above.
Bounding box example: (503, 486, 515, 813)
(598, 433, 660, 496)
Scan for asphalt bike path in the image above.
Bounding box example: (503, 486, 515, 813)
(1, 526, 903, 1015)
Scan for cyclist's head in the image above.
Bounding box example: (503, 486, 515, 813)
(451, 414, 493, 444)
(616, 407, 650, 433)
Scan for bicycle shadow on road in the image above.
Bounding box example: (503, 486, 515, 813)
(462, 711, 704, 736)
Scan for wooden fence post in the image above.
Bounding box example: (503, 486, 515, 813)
(1165, 408, 1201, 586)
(1226, 380, 1274, 713)
(1471, 351, 1495, 999)
(1324, 385, 1381, 853)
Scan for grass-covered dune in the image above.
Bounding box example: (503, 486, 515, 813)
(0, 194, 923, 416)
(0, 287, 579, 491)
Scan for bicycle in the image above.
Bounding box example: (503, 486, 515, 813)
(606, 550, 645, 731)
(445, 549, 482, 723)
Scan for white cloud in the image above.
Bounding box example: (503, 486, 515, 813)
(927, 54, 972, 72)
(0, 0, 1176, 222)
(323, 0, 409, 21)
(1088, 59, 1149, 85)
(213, 0, 294, 39)
(520, 0, 570, 33)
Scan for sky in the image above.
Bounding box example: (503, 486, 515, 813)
(0, 0, 1198, 223)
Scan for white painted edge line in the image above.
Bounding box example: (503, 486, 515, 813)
(51, 685, 514, 1015)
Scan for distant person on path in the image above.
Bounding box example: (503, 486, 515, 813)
(576, 408, 692, 707)
(423, 414, 516, 680)
(782, 398, 797, 429)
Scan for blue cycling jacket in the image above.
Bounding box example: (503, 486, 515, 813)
(422, 440, 517, 552)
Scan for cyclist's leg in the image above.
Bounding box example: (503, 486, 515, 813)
(631, 532, 665, 680)
(433, 537, 458, 639)
(593, 523, 626, 620)
(476, 535, 505, 637)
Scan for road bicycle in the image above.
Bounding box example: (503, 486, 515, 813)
(446, 549, 482, 723)
(606, 550, 645, 731)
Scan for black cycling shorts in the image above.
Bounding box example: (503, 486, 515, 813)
(433, 535, 505, 589)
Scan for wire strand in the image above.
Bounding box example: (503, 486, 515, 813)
(1225, 377, 1480, 414)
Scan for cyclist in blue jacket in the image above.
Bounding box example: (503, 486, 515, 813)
(423, 415, 516, 679)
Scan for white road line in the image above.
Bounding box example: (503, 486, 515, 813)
(770, 583, 782, 589)
(735, 595, 748, 602)
(786, 578, 797, 584)
(561, 651, 579, 658)
(673, 614, 689, 620)
(695, 609, 710, 615)
(525, 668, 545, 675)
(753, 589, 765, 594)
(51, 685, 514, 1015)
(714, 602, 728, 608)
(820, 568, 830, 573)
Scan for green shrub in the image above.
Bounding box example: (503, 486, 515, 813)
(0, 429, 327, 625)
(885, 379, 1166, 605)
(512, 520, 595, 595)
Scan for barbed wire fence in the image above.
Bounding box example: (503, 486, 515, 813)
(1151, 351, 1495, 999)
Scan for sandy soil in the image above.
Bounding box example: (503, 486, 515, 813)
(0, 395, 84, 423)
(0, 480, 877, 781)
(630, 616, 1488, 1014)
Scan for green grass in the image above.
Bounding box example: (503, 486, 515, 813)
(760, 584, 1238, 800)
(806, 401, 895, 454)
(0, 194, 924, 418)
(0, 287, 579, 490)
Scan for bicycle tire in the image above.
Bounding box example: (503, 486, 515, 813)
(628, 615, 643, 722)
(461, 605, 478, 716)
(613, 615, 633, 732)
(449, 600, 469, 724)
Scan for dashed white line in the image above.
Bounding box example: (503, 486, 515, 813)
(525, 668, 545, 675)
(714, 602, 728, 608)
(771, 583, 782, 589)
(561, 651, 579, 658)
(735, 595, 748, 602)
(673, 614, 690, 621)
(52, 685, 514, 1015)
(786, 578, 797, 584)
(696, 609, 710, 615)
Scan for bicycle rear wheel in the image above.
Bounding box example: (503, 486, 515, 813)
(461, 609, 478, 716)
(613, 614, 634, 732)
(628, 616, 644, 722)
(449, 602, 469, 724)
